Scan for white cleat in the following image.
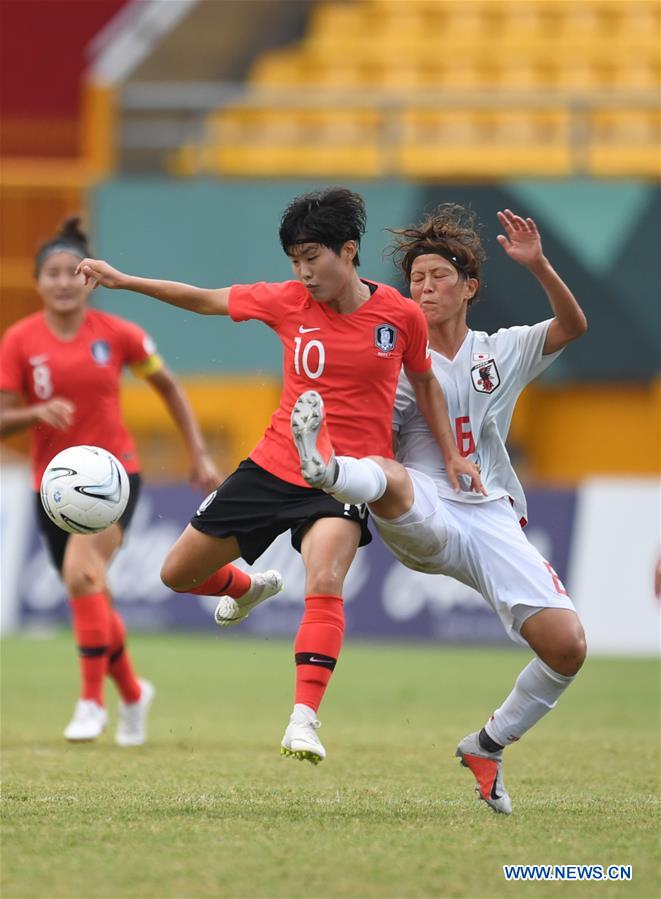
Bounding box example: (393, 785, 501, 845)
(290, 390, 338, 490)
(115, 679, 155, 747)
(64, 699, 108, 742)
(281, 712, 326, 765)
(455, 731, 513, 815)
(214, 570, 284, 627)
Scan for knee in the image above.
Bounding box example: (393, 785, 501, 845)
(548, 626, 587, 677)
(367, 458, 412, 519)
(160, 556, 189, 593)
(306, 566, 345, 596)
(569, 628, 588, 674)
(62, 562, 105, 598)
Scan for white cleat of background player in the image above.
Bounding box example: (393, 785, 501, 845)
(115, 678, 156, 747)
(64, 699, 108, 742)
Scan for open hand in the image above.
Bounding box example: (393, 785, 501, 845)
(496, 209, 544, 269)
(446, 455, 487, 496)
(190, 451, 223, 495)
(35, 397, 75, 430)
(76, 258, 127, 289)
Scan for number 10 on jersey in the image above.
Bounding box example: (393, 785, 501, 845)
(294, 336, 326, 380)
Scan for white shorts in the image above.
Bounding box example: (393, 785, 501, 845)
(371, 469, 577, 646)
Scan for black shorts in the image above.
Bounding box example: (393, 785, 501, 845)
(35, 473, 142, 572)
(190, 458, 371, 565)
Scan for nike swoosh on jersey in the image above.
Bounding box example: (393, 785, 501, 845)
(298, 326, 321, 333)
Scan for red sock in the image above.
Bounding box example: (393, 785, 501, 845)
(107, 609, 141, 703)
(294, 594, 345, 713)
(69, 592, 110, 705)
(184, 564, 251, 598)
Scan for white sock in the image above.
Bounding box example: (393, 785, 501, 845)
(329, 456, 387, 504)
(484, 657, 576, 747)
(292, 703, 317, 723)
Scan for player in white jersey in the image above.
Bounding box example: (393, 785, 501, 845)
(289, 205, 588, 814)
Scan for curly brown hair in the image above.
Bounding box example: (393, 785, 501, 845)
(388, 203, 486, 304)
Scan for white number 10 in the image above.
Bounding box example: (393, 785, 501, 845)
(293, 336, 325, 380)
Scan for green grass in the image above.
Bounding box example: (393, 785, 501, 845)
(1, 634, 659, 899)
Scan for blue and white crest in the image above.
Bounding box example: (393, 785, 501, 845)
(374, 324, 397, 353)
(90, 340, 111, 365)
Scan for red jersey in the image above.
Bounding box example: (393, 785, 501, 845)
(229, 279, 431, 486)
(0, 309, 159, 489)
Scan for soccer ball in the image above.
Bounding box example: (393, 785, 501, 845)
(40, 445, 130, 534)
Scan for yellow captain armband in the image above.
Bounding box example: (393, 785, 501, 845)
(131, 354, 164, 378)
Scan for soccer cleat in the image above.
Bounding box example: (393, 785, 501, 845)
(214, 570, 284, 627)
(291, 391, 338, 490)
(64, 699, 108, 742)
(455, 731, 512, 815)
(280, 713, 326, 765)
(115, 679, 155, 747)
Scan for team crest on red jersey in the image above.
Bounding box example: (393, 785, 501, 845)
(90, 340, 111, 364)
(471, 358, 500, 394)
(374, 324, 397, 354)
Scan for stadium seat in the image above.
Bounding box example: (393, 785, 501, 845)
(397, 109, 573, 178)
(170, 0, 660, 179)
(587, 108, 661, 178)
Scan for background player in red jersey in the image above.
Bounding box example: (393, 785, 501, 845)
(0, 218, 222, 745)
(76, 187, 482, 763)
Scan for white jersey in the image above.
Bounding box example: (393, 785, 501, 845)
(393, 319, 562, 524)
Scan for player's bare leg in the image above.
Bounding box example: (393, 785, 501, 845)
(520, 608, 586, 677)
(280, 516, 360, 764)
(457, 609, 586, 814)
(161, 526, 241, 590)
(164, 527, 284, 626)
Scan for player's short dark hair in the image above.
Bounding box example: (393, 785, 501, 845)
(388, 204, 486, 305)
(35, 217, 91, 276)
(279, 187, 367, 267)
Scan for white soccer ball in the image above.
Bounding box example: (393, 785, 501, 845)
(40, 445, 130, 535)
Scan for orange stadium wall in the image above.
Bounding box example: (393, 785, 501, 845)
(509, 380, 661, 481)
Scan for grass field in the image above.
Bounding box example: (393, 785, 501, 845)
(1, 633, 658, 899)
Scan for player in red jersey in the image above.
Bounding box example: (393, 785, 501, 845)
(77, 188, 482, 762)
(0, 218, 222, 745)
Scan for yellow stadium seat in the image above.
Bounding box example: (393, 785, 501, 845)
(214, 144, 384, 178)
(205, 106, 385, 178)
(308, 2, 366, 37)
(587, 108, 661, 178)
(398, 109, 572, 179)
(170, 0, 660, 179)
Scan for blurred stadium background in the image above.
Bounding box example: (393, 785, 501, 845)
(1, 0, 659, 648)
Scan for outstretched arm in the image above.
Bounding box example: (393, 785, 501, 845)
(145, 366, 222, 494)
(406, 368, 486, 495)
(75, 259, 231, 316)
(496, 209, 587, 354)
